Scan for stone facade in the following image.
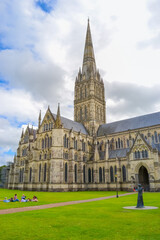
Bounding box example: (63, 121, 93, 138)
(8, 21, 160, 192)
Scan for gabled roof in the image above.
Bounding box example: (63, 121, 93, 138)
(97, 111, 160, 136)
(109, 148, 130, 159)
(52, 113, 88, 135)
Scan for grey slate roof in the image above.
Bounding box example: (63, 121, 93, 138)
(52, 113, 88, 135)
(109, 148, 130, 159)
(97, 111, 160, 136)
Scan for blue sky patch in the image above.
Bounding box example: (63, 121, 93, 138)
(68, 105, 73, 108)
(4, 149, 15, 156)
(36, 0, 56, 13)
(0, 79, 9, 85)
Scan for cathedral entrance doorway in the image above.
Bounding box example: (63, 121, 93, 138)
(138, 166, 149, 191)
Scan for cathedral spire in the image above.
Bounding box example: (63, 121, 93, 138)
(55, 103, 62, 128)
(82, 19, 96, 77)
(38, 110, 41, 128)
(21, 128, 24, 138)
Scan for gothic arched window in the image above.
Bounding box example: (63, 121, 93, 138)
(99, 167, 102, 183)
(137, 151, 140, 158)
(114, 166, 117, 182)
(42, 139, 44, 149)
(154, 131, 158, 143)
(121, 140, 123, 148)
(19, 169, 22, 183)
(85, 86, 87, 98)
(92, 168, 94, 183)
(122, 165, 126, 182)
(67, 138, 69, 148)
(118, 138, 121, 148)
(110, 166, 114, 182)
(80, 88, 82, 99)
(127, 139, 129, 148)
(103, 167, 105, 183)
(45, 137, 47, 148)
(85, 106, 87, 119)
(135, 151, 137, 159)
(39, 164, 41, 182)
(48, 137, 50, 148)
(29, 167, 32, 182)
(44, 163, 47, 182)
(142, 150, 145, 158)
(64, 135, 67, 148)
(83, 165, 86, 183)
(80, 108, 82, 121)
(50, 137, 52, 147)
(88, 168, 91, 183)
(64, 162, 68, 183)
(145, 150, 148, 158)
(75, 164, 77, 183)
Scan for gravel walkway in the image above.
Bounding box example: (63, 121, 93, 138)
(0, 192, 136, 215)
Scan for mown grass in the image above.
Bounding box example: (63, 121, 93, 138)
(0, 188, 125, 209)
(0, 192, 159, 240)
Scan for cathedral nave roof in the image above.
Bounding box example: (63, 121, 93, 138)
(97, 111, 160, 136)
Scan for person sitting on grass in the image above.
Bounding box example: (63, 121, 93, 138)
(21, 194, 27, 202)
(32, 195, 38, 202)
(14, 194, 19, 202)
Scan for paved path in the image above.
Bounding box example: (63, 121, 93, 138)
(0, 192, 136, 215)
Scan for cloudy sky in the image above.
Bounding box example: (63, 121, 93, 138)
(0, 0, 160, 165)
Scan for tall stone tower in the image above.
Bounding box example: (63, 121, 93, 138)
(74, 20, 106, 136)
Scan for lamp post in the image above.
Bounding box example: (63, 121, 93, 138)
(115, 174, 118, 198)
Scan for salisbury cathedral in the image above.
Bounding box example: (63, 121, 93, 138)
(8, 21, 160, 192)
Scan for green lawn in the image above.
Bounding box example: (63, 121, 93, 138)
(0, 191, 159, 240)
(0, 188, 125, 209)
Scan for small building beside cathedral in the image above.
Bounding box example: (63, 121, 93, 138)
(8, 21, 160, 192)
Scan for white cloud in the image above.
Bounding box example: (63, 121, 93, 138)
(0, 87, 46, 123)
(0, 0, 160, 165)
